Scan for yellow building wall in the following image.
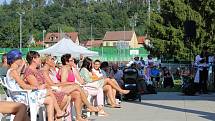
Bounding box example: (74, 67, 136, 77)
(129, 33, 139, 48)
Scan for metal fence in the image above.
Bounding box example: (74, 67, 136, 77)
(0, 47, 149, 61)
(90, 47, 149, 61)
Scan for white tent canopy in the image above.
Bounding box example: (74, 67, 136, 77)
(38, 38, 98, 57)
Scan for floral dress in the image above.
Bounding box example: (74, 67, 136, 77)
(24, 68, 66, 105)
(6, 68, 46, 105)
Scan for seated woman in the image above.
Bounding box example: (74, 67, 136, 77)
(45, 54, 100, 120)
(93, 60, 118, 107)
(80, 57, 130, 108)
(6, 49, 68, 121)
(0, 101, 29, 121)
(55, 54, 107, 116)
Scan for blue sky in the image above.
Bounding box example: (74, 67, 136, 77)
(0, 0, 11, 4)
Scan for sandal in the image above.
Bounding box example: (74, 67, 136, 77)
(56, 111, 69, 119)
(98, 111, 109, 117)
(87, 106, 101, 112)
(76, 116, 89, 121)
(110, 104, 122, 108)
(81, 114, 87, 119)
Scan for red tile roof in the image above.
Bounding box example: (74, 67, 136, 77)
(35, 41, 43, 45)
(44, 32, 78, 43)
(137, 36, 145, 44)
(80, 40, 103, 47)
(103, 31, 135, 41)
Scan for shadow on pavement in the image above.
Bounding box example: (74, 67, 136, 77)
(128, 98, 215, 121)
(140, 92, 215, 101)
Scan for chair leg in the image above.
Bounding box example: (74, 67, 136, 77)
(10, 115, 15, 121)
(86, 95, 92, 117)
(29, 103, 38, 121)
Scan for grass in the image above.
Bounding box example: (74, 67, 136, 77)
(0, 85, 4, 94)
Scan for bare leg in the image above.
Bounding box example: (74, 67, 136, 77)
(70, 91, 87, 121)
(60, 84, 80, 94)
(72, 85, 99, 112)
(103, 85, 116, 106)
(46, 90, 67, 118)
(112, 88, 116, 99)
(0, 101, 29, 121)
(111, 79, 122, 90)
(104, 78, 129, 94)
(44, 96, 54, 121)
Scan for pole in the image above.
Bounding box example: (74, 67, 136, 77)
(20, 14, 22, 51)
(147, 0, 151, 34)
(91, 24, 93, 48)
(17, 12, 25, 52)
(43, 30, 46, 49)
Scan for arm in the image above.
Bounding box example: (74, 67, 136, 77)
(60, 67, 69, 83)
(17, 60, 26, 74)
(72, 67, 85, 85)
(10, 70, 36, 90)
(80, 68, 94, 83)
(25, 75, 46, 89)
(43, 70, 55, 86)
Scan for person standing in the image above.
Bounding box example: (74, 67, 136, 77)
(197, 47, 210, 94)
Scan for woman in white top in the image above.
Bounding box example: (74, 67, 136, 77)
(92, 60, 128, 108)
(6, 49, 68, 121)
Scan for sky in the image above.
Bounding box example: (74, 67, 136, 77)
(0, 0, 11, 4)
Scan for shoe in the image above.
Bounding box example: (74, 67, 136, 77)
(109, 104, 122, 108)
(98, 111, 109, 117)
(56, 111, 69, 119)
(87, 106, 101, 112)
(81, 114, 87, 119)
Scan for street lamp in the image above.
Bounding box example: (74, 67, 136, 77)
(17, 11, 25, 52)
(43, 30, 46, 48)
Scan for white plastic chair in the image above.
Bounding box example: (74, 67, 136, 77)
(83, 86, 103, 117)
(0, 77, 46, 121)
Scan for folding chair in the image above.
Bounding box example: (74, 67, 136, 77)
(0, 77, 46, 121)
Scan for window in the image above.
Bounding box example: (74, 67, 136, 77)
(113, 42, 116, 46)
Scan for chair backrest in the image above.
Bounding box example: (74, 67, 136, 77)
(1, 76, 30, 105)
(123, 68, 138, 84)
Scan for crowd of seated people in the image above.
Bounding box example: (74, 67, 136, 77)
(1, 50, 190, 120)
(0, 50, 131, 121)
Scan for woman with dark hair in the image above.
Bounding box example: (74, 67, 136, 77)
(23, 51, 73, 120)
(93, 60, 119, 108)
(80, 57, 129, 108)
(6, 50, 68, 121)
(42, 54, 99, 121)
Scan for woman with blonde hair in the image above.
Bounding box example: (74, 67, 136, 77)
(41, 54, 100, 121)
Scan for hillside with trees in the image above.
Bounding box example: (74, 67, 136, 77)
(0, 0, 214, 61)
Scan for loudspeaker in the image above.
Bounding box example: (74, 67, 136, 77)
(184, 20, 196, 39)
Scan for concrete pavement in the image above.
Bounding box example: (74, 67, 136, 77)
(1, 92, 215, 121)
(90, 92, 215, 121)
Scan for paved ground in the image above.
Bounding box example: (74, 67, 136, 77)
(89, 92, 215, 121)
(1, 92, 215, 121)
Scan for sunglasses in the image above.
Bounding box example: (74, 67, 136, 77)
(69, 59, 74, 62)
